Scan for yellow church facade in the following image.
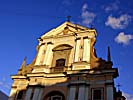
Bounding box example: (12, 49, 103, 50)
(9, 21, 125, 100)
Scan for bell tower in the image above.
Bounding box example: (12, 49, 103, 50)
(9, 21, 119, 100)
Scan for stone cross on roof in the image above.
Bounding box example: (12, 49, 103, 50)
(66, 16, 71, 22)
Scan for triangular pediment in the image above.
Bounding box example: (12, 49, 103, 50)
(41, 22, 91, 38)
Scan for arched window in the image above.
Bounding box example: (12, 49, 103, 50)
(52, 44, 73, 67)
(43, 91, 65, 100)
(56, 58, 66, 67)
(51, 95, 62, 100)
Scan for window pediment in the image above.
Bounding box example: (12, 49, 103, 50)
(53, 45, 72, 51)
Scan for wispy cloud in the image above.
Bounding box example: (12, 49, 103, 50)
(0, 77, 11, 95)
(0, 81, 10, 90)
(104, 1, 119, 12)
(115, 32, 133, 45)
(81, 3, 96, 26)
(123, 92, 133, 100)
(105, 14, 132, 29)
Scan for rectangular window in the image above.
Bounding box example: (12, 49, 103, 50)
(56, 59, 66, 67)
(92, 88, 103, 100)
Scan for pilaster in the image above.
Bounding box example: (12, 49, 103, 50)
(35, 43, 46, 65)
(83, 37, 90, 63)
(78, 85, 85, 100)
(25, 87, 32, 100)
(67, 86, 76, 100)
(74, 38, 80, 62)
(43, 42, 53, 66)
(106, 84, 114, 100)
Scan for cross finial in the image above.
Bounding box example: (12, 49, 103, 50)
(66, 16, 71, 22)
(90, 24, 95, 29)
(117, 83, 121, 91)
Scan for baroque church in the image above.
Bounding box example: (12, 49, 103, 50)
(9, 21, 125, 100)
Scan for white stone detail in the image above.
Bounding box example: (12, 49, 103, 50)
(25, 88, 32, 100)
(74, 40, 80, 62)
(106, 86, 113, 100)
(8, 89, 17, 100)
(35, 44, 45, 65)
(78, 86, 85, 100)
(32, 88, 40, 100)
(43, 44, 53, 65)
(38, 88, 43, 100)
(46, 45, 53, 65)
(32, 67, 50, 73)
(83, 38, 90, 62)
(67, 86, 76, 100)
(85, 87, 89, 100)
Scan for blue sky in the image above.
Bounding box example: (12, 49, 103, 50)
(0, 0, 132, 99)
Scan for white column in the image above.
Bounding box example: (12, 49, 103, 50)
(78, 86, 85, 100)
(83, 38, 90, 62)
(43, 43, 53, 65)
(84, 86, 89, 100)
(46, 44, 53, 65)
(8, 88, 17, 100)
(25, 88, 32, 100)
(106, 85, 113, 100)
(32, 88, 42, 100)
(35, 44, 45, 65)
(68, 48, 74, 66)
(38, 88, 43, 100)
(67, 86, 76, 100)
(74, 39, 80, 62)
